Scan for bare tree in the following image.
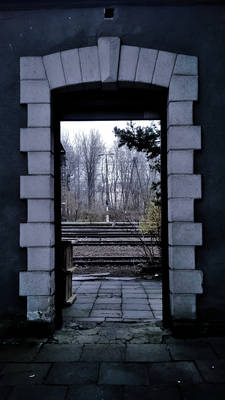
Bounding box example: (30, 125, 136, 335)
(80, 129, 105, 210)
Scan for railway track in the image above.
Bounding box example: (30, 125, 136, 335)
(61, 221, 161, 268)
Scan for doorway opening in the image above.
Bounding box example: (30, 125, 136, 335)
(20, 39, 202, 330)
(52, 87, 169, 332)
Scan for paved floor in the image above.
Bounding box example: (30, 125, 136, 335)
(1, 278, 225, 399)
(63, 278, 162, 322)
(1, 337, 225, 399)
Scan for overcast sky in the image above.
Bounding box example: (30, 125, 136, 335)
(61, 120, 159, 148)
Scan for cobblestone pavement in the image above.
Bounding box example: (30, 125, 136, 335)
(1, 279, 225, 399)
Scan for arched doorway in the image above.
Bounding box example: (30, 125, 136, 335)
(19, 37, 203, 326)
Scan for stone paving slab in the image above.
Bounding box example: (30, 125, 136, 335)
(147, 361, 202, 384)
(0, 344, 41, 362)
(124, 385, 181, 400)
(126, 344, 171, 362)
(0, 363, 51, 386)
(7, 385, 67, 400)
(122, 303, 151, 311)
(195, 359, 225, 383)
(94, 303, 121, 310)
(45, 362, 98, 385)
(67, 384, 124, 400)
(208, 337, 225, 358)
(80, 344, 125, 362)
(168, 342, 216, 360)
(99, 362, 149, 385)
(123, 311, 154, 319)
(180, 383, 225, 400)
(35, 344, 83, 362)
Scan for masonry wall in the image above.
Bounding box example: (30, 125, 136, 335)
(0, 3, 225, 325)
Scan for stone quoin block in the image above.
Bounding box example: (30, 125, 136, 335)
(20, 80, 50, 104)
(168, 222, 202, 246)
(20, 175, 54, 199)
(20, 128, 52, 152)
(119, 45, 140, 82)
(61, 49, 82, 85)
(27, 295, 55, 312)
(79, 46, 101, 83)
(28, 199, 54, 222)
(20, 223, 55, 247)
(43, 52, 66, 89)
(174, 54, 198, 76)
(167, 150, 193, 174)
(152, 51, 176, 87)
(19, 271, 55, 296)
(20, 57, 46, 80)
(98, 37, 120, 83)
(28, 246, 55, 270)
(169, 270, 203, 294)
(168, 198, 194, 222)
(135, 47, 158, 84)
(167, 126, 201, 150)
(168, 174, 201, 199)
(169, 246, 195, 269)
(28, 152, 54, 175)
(170, 294, 196, 319)
(27, 295, 55, 321)
(167, 101, 193, 126)
(169, 75, 198, 101)
(28, 104, 50, 128)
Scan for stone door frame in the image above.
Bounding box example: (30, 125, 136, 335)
(19, 37, 203, 323)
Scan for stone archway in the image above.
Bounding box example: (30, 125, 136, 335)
(19, 37, 203, 323)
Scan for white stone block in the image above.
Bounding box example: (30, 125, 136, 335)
(168, 222, 202, 246)
(174, 54, 198, 75)
(152, 51, 176, 87)
(168, 101, 193, 126)
(28, 246, 55, 270)
(118, 45, 139, 82)
(20, 80, 50, 104)
(61, 49, 82, 85)
(169, 246, 195, 269)
(20, 128, 52, 152)
(98, 37, 120, 83)
(28, 104, 50, 128)
(168, 174, 201, 199)
(28, 199, 54, 222)
(20, 175, 54, 199)
(167, 150, 193, 174)
(43, 52, 65, 89)
(170, 294, 196, 319)
(28, 152, 53, 175)
(135, 48, 158, 84)
(20, 57, 46, 80)
(27, 295, 55, 322)
(168, 199, 194, 222)
(167, 126, 201, 150)
(19, 271, 55, 296)
(169, 270, 203, 294)
(79, 46, 100, 83)
(20, 223, 55, 247)
(27, 295, 55, 312)
(169, 76, 198, 101)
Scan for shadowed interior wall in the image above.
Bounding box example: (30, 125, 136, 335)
(0, 3, 225, 323)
